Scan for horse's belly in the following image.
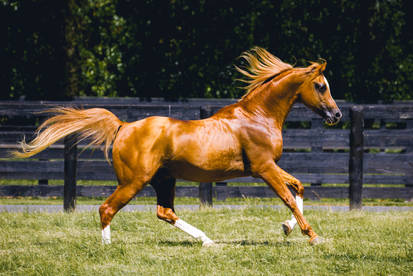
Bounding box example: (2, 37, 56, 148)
(166, 118, 248, 181)
(166, 159, 247, 182)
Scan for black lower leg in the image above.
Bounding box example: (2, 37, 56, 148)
(150, 168, 176, 210)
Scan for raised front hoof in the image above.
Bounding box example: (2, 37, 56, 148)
(282, 221, 292, 236)
(202, 239, 215, 247)
(309, 236, 322, 246)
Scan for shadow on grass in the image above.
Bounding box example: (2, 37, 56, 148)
(216, 239, 297, 246)
(157, 239, 299, 247)
(157, 240, 198, 247)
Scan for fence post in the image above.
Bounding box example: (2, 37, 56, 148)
(64, 134, 77, 212)
(406, 120, 413, 188)
(199, 182, 213, 207)
(199, 106, 213, 206)
(349, 106, 364, 210)
(311, 118, 324, 186)
(38, 158, 49, 185)
(215, 182, 227, 201)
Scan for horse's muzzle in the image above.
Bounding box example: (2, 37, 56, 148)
(323, 108, 342, 126)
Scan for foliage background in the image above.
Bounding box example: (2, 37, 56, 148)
(2, 0, 412, 102)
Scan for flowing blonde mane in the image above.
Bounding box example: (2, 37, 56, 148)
(236, 47, 293, 100)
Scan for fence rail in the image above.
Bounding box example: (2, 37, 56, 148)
(1, 99, 412, 211)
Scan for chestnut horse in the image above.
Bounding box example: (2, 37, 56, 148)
(14, 47, 341, 245)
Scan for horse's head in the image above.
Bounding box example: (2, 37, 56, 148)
(297, 62, 342, 126)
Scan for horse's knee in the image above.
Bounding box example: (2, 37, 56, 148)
(289, 178, 304, 198)
(156, 205, 178, 223)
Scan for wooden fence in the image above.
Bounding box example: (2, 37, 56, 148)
(0, 98, 412, 210)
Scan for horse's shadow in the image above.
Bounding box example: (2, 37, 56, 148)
(158, 240, 196, 247)
(217, 240, 291, 246)
(158, 239, 297, 247)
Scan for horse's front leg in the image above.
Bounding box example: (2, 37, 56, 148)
(257, 162, 319, 245)
(278, 168, 305, 236)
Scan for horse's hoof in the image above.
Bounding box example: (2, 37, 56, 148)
(102, 239, 111, 245)
(282, 221, 292, 236)
(309, 236, 322, 245)
(202, 240, 215, 247)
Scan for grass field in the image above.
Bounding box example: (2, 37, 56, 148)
(1, 207, 412, 275)
(1, 196, 412, 207)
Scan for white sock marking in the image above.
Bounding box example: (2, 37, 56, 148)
(174, 219, 214, 245)
(286, 195, 304, 229)
(102, 225, 111, 244)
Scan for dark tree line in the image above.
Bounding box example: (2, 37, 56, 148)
(2, 0, 412, 102)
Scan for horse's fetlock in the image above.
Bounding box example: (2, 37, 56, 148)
(156, 205, 178, 223)
(301, 226, 315, 237)
(99, 204, 116, 227)
(99, 204, 108, 216)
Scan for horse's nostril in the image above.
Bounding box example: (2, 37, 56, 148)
(335, 112, 342, 118)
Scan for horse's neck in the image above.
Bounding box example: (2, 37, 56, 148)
(240, 73, 300, 129)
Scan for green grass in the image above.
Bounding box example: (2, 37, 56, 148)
(1, 196, 412, 207)
(0, 207, 412, 275)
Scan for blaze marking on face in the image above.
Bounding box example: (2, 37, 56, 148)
(323, 76, 330, 92)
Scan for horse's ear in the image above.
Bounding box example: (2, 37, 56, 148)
(318, 62, 327, 74)
(308, 61, 327, 76)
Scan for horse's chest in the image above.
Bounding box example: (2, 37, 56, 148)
(271, 137, 283, 161)
(244, 124, 283, 155)
(264, 132, 283, 161)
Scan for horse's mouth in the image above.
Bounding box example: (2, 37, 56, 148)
(321, 108, 342, 126)
(324, 116, 340, 126)
(309, 105, 342, 126)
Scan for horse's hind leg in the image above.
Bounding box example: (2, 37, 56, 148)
(99, 156, 158, 244)
(278, 168, 305, 236)
(151, 168, 214, 246)
(99, 181, 146, 244)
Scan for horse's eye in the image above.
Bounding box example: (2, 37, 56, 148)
(314, 83, 326, 93)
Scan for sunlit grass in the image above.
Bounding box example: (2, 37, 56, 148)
(0, 208, 412, 275)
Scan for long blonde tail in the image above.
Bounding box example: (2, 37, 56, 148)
(12, 107, 123, 161)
